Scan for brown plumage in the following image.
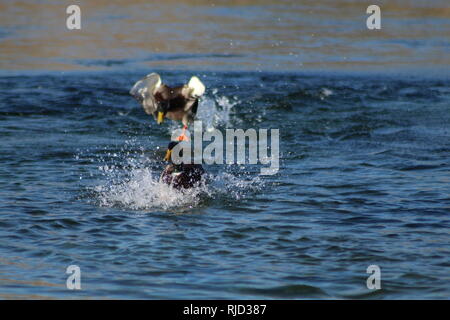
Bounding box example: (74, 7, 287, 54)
(130, 73, 205, 126)
(160, 141, 205, 189)
(160, 163, 205, 190)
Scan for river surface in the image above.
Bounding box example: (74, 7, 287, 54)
(0, 0, 449, 299)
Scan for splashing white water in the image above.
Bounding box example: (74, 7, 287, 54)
(166, 88, 240, 134)
(93, 166, 209, 211)
(89, 162, 263, 211)
(198, 89, 240, 130)
(319, 88, 333, 100)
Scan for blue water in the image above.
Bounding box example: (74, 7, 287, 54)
(0, 70, 449, 299)
(1, 0, 449, 300)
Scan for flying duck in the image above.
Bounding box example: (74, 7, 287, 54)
(130, 72, 205, 128)
(160, 141, 205, 190)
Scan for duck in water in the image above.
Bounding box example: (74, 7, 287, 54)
(130, 73, 205, 141)
(160, 141, 205, 190)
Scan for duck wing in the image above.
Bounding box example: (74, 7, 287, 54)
(174, 76, 205, 113)
(129, 72, 163, 116)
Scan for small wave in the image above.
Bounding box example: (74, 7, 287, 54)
(237, 284, 328, 298)
(320, 88, 333, 100)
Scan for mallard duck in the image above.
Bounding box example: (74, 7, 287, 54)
(130, 73, 205, 127)
(160, 141, 205, 189)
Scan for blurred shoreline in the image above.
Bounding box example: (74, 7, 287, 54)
(0, 0, 449, 74)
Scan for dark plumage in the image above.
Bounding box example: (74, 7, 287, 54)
(130, 73, 205, 126)
(160, 141, 205, 189)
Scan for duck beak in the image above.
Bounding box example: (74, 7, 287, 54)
(157, 111, 164, 124)
(164, 149, 172, 161)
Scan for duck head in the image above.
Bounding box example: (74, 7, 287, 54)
(156, 100, 169, 124)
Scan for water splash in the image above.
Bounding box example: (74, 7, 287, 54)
(87, 158, 264, 211)
(93, 166, 209, 211)
(167, 88, 240, 134)
(319, 88, 333, 100)
(199, 89, 240, 130)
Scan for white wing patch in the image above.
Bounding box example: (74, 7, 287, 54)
(188, 76, 205, 98)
